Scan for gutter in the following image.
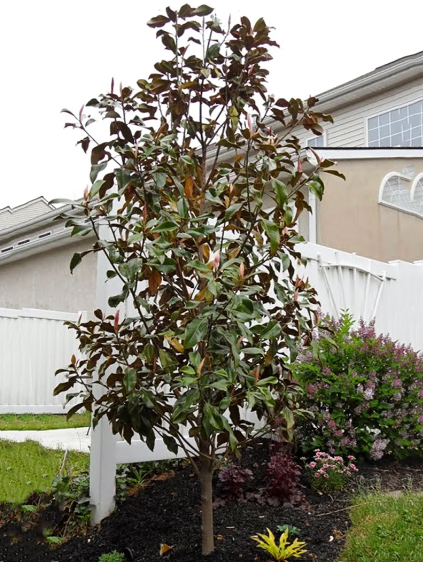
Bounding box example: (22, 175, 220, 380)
(0, 226, 95, 266)
(0, 203, 82, 243)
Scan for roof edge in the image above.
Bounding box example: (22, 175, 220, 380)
(313, 51, 423, 111)
(0, 196, 53, 215)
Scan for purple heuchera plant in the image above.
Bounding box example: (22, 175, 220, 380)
(263, 451, 304, 506)
(216, 465, 253, 504)
(295, 311, 423, 460)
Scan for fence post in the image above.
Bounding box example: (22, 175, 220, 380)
(90, 415, 117, 524)
(89, 220, 120, 524)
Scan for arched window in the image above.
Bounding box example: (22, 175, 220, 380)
(410, 173, 423, 214)
(379, 169, 423, 218)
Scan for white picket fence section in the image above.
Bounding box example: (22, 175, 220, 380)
(0, 308, 82, 413)
(89, 239, 423, 522)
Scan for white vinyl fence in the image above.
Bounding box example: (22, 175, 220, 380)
(300, 244, 423, 352)
(0, 308, 82, 414)
(90, 239, 423, 522)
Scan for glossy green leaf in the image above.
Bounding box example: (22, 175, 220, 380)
(242, 347, 265, 355)
(124, 368, 137, 392)
(162, 434, 178, 454)
(90, 162, 107, 184)
(224, 202, 243, 219)
(151, 221, 178, 233)
(262, 219, 280, 255)
(272, 179, 288, 207)
(147, 15, 170, 27)
(154, 172, 167, 188)
(184, 318, 208, 349)
(177, 196, 189, 218)
(89, 180, 105, 198)
(70, 252, 82, 273)
(193, 4, 214, 16)
(260, 321, 281, 340)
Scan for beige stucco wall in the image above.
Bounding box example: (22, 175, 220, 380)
(0, 239, 97, 313)
(317, 158, 423, 262)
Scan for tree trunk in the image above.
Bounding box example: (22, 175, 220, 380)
(199, 443, 214, 555)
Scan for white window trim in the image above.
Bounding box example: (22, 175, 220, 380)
(410, 172, 423, 201)
(314, 148, 423, 160)
(377, 172, 412, 204)
(378, 171, 423, 219)
(305, 131, 327, 148)
(365, 97, 423, 147)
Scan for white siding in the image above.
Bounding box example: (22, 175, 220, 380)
(0, 199, 52, 231)
(328, 78, 423, 146)
(293, 78, 423, 148)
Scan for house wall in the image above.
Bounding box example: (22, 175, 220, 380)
(317, 157, 423, 262)
(294, 78, 423, 147)
(0, 239, 97, 312)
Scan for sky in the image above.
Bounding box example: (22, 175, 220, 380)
(1, 0, 423, 209)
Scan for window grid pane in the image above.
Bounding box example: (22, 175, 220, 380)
(368, 100, 423, 147)
(307, 135, 325, 148)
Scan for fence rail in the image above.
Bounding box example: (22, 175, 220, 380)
(0, 308, 82, 414)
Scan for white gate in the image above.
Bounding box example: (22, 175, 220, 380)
(0, 308, 82, 413)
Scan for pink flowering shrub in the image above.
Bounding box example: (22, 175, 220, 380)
(295, 312, 423, 460)
(304, 450, 358, 492)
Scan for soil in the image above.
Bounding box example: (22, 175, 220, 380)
(1, 441, 423, 562)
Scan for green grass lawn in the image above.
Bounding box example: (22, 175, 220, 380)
(339, 492, 423, 562)
(0, 413, 91, 431)
(0, 440, 89, 504)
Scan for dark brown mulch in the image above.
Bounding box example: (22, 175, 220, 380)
(356, 456, 423, 492)
(1, 442, 423, 562)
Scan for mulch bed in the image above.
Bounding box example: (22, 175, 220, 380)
(1, 441, 423, 562)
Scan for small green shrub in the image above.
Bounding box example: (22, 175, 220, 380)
(98, 552, 125, 562)
(276, 524, 301, 537)
(295, 312, 423, 459)
(51, 473, 91, 529)
(44, 528, 64, 546)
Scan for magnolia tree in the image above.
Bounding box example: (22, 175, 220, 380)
(55, 5, 342, 555)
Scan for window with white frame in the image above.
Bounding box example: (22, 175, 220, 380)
(379, 168, 423, 218)
(368, 100, 423, 147)
(307, 135, 325, 148)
